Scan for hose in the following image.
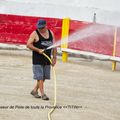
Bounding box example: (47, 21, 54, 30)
(43, 53, 57, 120)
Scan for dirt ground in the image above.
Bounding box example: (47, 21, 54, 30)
(0, 49, 120, 120)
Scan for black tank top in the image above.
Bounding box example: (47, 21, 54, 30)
(32, 29, 53, 65)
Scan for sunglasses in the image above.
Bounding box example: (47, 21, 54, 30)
(41, 27, 45, 29)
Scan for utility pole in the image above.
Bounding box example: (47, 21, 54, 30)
(93, 13, 96, 23)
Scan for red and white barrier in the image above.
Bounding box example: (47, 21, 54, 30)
(0, 13, 120, 59)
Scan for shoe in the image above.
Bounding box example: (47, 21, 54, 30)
(41, 94, 49, 100)
(30, 90, 41, 98)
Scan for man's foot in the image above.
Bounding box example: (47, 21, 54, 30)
(30, 90, 41, 98)
(41, 94, 49, 100)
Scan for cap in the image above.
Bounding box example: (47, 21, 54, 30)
(36, 19, 46, 29)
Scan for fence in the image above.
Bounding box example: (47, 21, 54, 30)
(0, 14, 120, 70)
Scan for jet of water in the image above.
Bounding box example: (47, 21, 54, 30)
(47, 23, 114, 50)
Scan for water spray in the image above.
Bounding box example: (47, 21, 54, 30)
(46, 24, 114, 51)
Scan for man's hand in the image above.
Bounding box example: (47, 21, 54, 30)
(51, 57, 57, 66)
(38, 49, 44, 54)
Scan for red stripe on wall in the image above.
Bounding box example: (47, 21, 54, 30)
(0, 14, 120, 57)
(0, 14, 62, 44)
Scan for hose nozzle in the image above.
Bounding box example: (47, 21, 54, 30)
(43, 48, 47, 52)
(43, 47, 50, 52)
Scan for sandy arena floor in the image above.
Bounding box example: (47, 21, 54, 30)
(0, 49, 120, 120)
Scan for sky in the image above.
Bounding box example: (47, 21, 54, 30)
(0, 0, 120, 26)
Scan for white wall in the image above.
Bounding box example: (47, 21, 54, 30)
(0, 0, 120, 26)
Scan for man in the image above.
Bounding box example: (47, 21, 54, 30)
(27, 19, 57, 100)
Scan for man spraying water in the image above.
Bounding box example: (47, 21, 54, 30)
(27, 19, 57, 100)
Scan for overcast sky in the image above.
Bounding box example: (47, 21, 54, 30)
(0, 0, 120, 26)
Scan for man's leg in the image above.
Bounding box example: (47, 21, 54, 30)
(31, 65, 44, 98)
(33, 80, 39, 92)
(38, 80, 44, 96)
(38, 79, 49, 100)
(30, 80, 41, 98)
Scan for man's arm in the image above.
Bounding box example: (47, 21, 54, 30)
(26, 31, 43, 54)
(51, 30, 57, 66)
(52, 48, 57, 59)
(52, 48, 57, 66)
